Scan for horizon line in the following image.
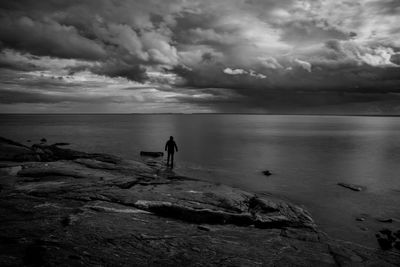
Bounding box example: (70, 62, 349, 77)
(1, 113, 400, 117)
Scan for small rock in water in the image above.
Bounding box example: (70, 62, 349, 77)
(262, 170, 272, 176)
(356, 217, 365, 222)
(377, 218, 393, 223)
(40, 138, 47, 143)
(337, 183, 363, 192)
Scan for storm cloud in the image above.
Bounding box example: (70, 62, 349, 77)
(0, 0, 400, 113)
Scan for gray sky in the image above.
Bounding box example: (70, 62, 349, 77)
(0, 0, 399, 113)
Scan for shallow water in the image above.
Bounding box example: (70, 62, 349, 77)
(1, 114, 400, 247)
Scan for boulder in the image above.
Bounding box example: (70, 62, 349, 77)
(376, 228, 400, 251)
(379, 229, 396, 241)
(376, 233, 393, 250)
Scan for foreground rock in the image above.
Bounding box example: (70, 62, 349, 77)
(376, 229, 400, 251)
(0, 137, 399, 266)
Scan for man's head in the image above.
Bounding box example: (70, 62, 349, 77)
(170, 136, 173, 140)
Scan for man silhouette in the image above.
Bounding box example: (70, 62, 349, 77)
(165, 136, 178, 168)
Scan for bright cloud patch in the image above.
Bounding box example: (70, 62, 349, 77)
(294, 59, 312, 72)
(224, 68, 266, 79)
(359, 47, 399, 67)
(223, 68, 247, 75)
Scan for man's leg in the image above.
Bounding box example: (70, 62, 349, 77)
(167, 153, 170, 166)
(171, 153, 174, 168)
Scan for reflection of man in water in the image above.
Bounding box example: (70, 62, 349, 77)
(165, 136, 178, 168)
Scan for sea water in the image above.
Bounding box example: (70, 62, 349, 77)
(1, 114, 400, 247)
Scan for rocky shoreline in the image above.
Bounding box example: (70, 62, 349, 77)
(0, 137, 399, 266)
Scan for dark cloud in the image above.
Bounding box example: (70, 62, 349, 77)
(0, 89, 111, 104)
(201, 52, 214, 62)
(0, 0, 399, 113)
(0, 58, 38, 72)
(92, 61, 148, 82)
(367, 0, 400, 15)
(0, 0, 184, 83)
(390, 54, 400, 65)
(0, 16, 106, 60)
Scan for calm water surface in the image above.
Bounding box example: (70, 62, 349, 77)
(1, 114, 400, 247)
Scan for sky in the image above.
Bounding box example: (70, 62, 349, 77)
(0, 0, 399, 114)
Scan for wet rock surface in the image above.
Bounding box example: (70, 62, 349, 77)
(0, 137, 399, 266)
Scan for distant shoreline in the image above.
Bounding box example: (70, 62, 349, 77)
(2, 113, 400, 117)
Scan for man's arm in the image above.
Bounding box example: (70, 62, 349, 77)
(174, 142, 178, 152)
(165, 142, 168, 151)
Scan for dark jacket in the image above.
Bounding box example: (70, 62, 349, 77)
(165, 140, 178, 153)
